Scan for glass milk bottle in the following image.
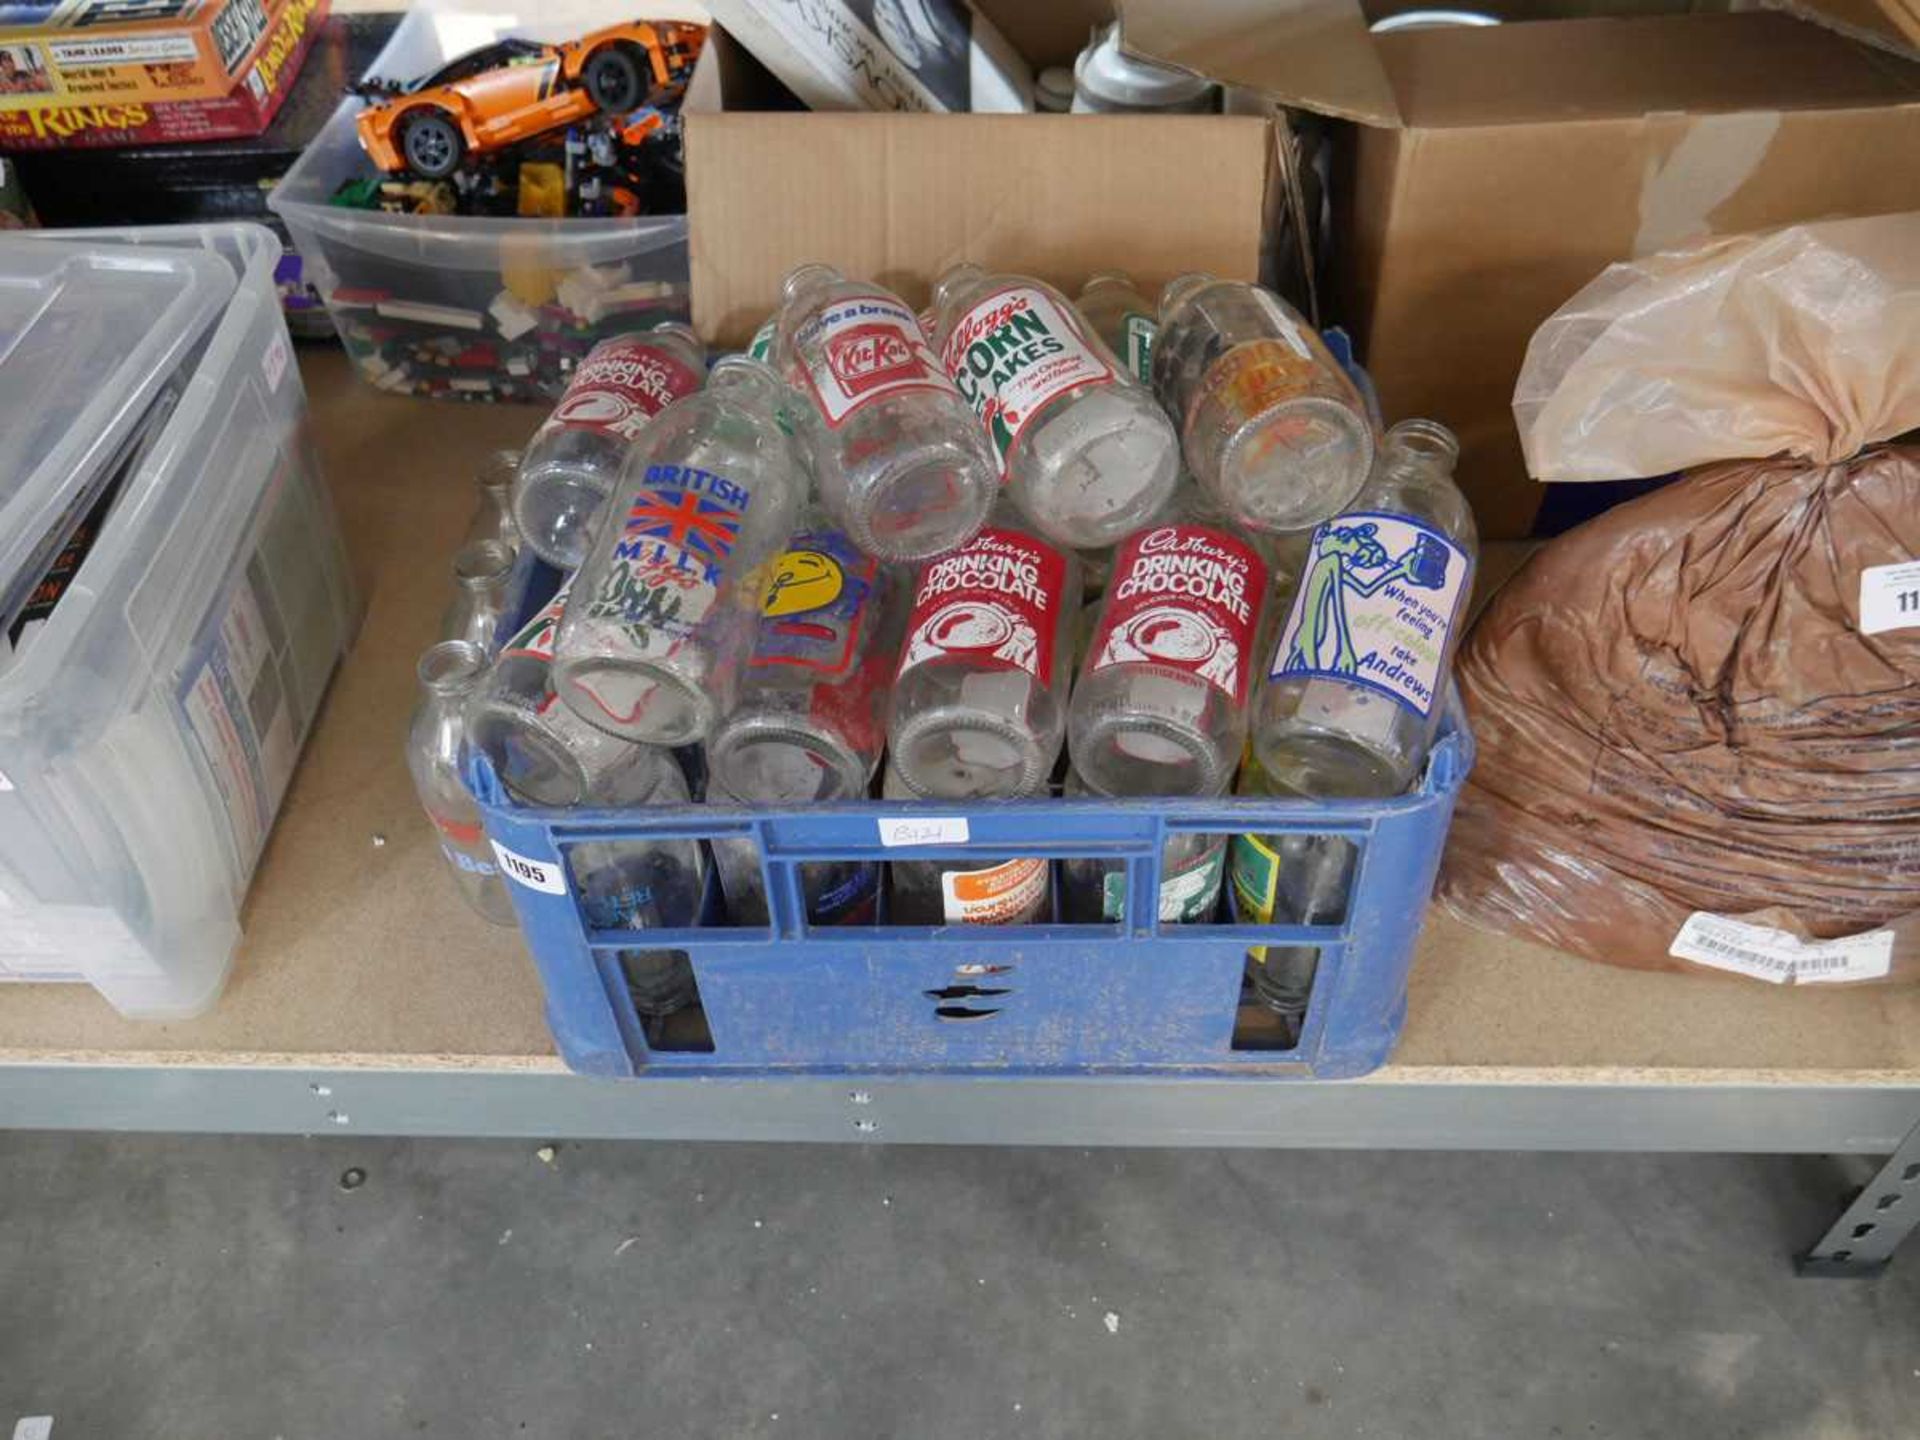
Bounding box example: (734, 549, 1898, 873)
(1253, 418, 1476, 798)
(405, 640, 516, 925)
(886, 505, 1080, 800)
(1153, 275, 1375, 534)
(1075, 270, 1159, 384)
(1068, 496, 1270, 799)
(552, 358, 806, 748)
(440, 538, 516, 656)
(774, 263, 997, 563)
(513, 326, 707, 569)
(931, 262, 1179, 551)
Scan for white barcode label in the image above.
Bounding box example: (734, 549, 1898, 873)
(878, 816, 969, 848)
(1859, 560, 1920, 636)
(1669, 912, 1894, 985)
(14, 1417, 53, 1440)
(490, 841, 566, 895)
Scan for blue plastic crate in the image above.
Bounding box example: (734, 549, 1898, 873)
(468, 705, 1472, 1081)
(465, 324, 1466, 1081)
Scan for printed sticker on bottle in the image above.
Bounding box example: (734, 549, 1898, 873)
(1191, 336, 1335, 432)
(1230, 832, 1280, 964)
(814, 862, 881, 926)
(942, 285, 1117, 471)
(796, 290, 950, 427)
(569, 467, 754, 726)
(941, 857, 1050, 925)
(1100, 842, 1225, 923)
(500, 577, 573, 663)
(745, 315, 778, 362)
(754, 530, 878, 678)
(531, 334, 702, 447)
(1268, 510, 1470, 720)
(1121, 312, 1156, 385)
(898, 528, 1070, 686)
(1091, 525, 1269, 704)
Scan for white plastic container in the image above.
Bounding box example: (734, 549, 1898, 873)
(269, 1, 692, 403)
(0, 223, 358, 1017)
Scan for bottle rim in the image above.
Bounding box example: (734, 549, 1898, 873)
(1073, 706, 1230, 799)
(418, 639, 488, 696)
(889, 708, 1048, 801)
(1215, 396, 1375, 532)
(1157, 271, 1215, 318)
(931, 260, 989, 312)
(1382, 417, 1460, 467)
(708, 353, 783, 392)
(556, 658, 718, 750)
(708, 717, 871, 803)
(1079, 269, 1137, 293)
(478, 448, 521, 492)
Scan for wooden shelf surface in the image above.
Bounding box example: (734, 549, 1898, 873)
(4, 350, 1916, 1085)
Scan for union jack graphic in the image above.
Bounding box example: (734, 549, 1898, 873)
(623, 489, 742, 560)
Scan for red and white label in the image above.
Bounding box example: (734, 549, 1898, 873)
(1091, 525, 1268, 704)
(941, 284, 1116, 471)
(898, 528, 1069, 687)
(794, 290, 950, 427)
(941, 857, 1049, 925)
(500, 580, 572, 664)
(531, 334, 702, 448)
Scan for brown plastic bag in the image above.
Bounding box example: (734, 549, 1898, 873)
(1440, 214, 1920, 985)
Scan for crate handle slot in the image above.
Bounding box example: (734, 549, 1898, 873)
(933, 1004, 1002, 1023)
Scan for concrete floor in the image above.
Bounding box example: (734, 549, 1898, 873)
(1, 1138, 1915, 1439)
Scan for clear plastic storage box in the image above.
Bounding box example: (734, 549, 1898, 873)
(268, 1, 691, 403)
(0, 223, 358, 1017)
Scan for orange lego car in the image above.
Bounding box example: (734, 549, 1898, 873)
(353, 20, 706, 180)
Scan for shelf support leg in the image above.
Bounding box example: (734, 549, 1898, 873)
(1799, 1115, 1920, 1279)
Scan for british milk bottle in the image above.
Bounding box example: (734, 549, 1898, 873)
(566, 744, 708, 1020)
(1075, 270, 1158, 385)
(1068, 496, 1270, 798)
(513, 325, 707, 569)
(405, 639, 516, 926)
(705, 515, 899, 805)
(773, 263, 997, 563)
(886, 505, 1080, 800)
(551, 358, 806, 748)
(932, 262, 1179, 551)
(464, 578, 660, 808)
(1153, 275, 1374, 534)
(883, 761, 1051, 926)
(1060, 764, 1227, 925)
(1253, 418, 1475, 798)
(440, 538, 517, 656)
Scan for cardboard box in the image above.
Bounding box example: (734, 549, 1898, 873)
(1125, 0, 1920, 536)
(0, 0, 321, 147)
(0, 0, 293, 109)
(684, 2, 1280, 347)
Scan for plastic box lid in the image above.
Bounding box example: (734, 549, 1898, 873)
(0, 238, 235, 623)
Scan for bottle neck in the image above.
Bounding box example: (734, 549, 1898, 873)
(419, 640, 486, 700)
(932, 262, 989, 312)
(781, 262, 842, 309)
(1157, 271, 1214, 319)
(1377, 418, 1459, 487)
